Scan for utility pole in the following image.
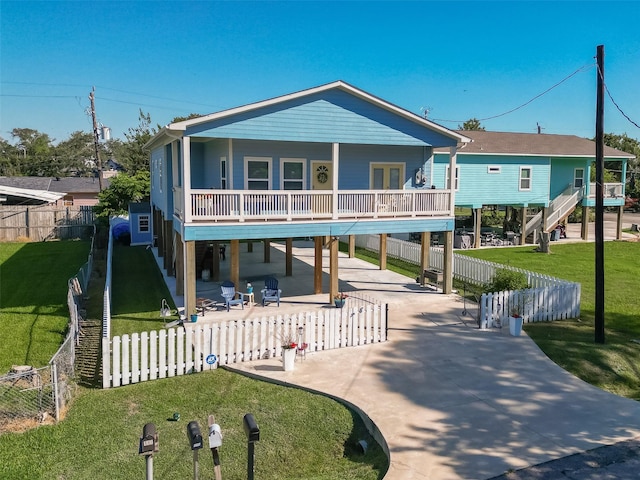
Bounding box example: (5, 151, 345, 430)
(89, 86, 104, 191)
(595, 45, 605, 344)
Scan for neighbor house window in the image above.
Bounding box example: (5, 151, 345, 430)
(487, 165, 501, 174)
(63, 195, 74, 206)
(138, 214, 150, 233)
(245, 157, 271, 190)
(445, 166, 460, 190)
(519, 167, 532, 190)
(574, 168, 584, 190)
(281, 158, 305, 190)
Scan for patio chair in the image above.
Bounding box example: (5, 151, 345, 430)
(221, 281, 244, 312)
(261, 276, 281, 307)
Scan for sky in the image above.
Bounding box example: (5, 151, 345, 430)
(1, 1, 639, 145)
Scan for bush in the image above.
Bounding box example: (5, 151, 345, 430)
(483, 268, 529, 293)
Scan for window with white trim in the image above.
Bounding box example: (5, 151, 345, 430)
(220, 157, 227, 189)
(519, 167, 532, 190)
(63, 195, 74, 206)
(445, 165, 459, 190)
(281, 158, 305, 190)
(574, 168, 584, 189)
(487, 165, 501, 174)
(138, 214, 150, 233)
(245, 157, 271, 190)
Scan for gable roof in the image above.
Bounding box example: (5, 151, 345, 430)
(146, 81, 470, 149)
(435, 130, 635, 158)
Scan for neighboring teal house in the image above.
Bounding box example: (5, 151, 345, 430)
(433, 130, 633, 246)
(145, 81, 470, 316)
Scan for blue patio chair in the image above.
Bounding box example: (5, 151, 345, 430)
(261, 276, 281, 307)
(221, 281, 244, 312)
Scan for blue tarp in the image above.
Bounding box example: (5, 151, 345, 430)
(112, 222, 130, 240)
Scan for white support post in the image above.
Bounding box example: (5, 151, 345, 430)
(332, 143, 339, 219)
(183, 136, 192, 222)
(448, 146, 457, 216)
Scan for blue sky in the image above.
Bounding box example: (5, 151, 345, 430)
(1, 1, 639, 144)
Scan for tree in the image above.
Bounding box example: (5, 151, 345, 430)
(111, 110, 156, 175)
(458, 118, 485, 131)
(10, 128, 57, 176)
(93, 170, 150, 222)
(171, 113, 204, 122)
(54, 131, 97, 176)
(601, 133, 640, 194)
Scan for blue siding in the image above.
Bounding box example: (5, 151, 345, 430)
(187, 90, 458, 148)
(150, 146, 168, 214)
(434, 153, 550, 207)
(185, 218, 454, 241)
(549, 157, 589, 198)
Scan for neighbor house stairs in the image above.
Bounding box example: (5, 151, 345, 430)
(524, 184, 584, 243)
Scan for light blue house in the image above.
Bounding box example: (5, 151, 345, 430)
(145, 81, 470, 315)
(433, 130, 632, 246)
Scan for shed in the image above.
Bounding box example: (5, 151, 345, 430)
(128, 202, 152, 246)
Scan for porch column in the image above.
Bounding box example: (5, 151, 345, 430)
(616, 205, 624, 240)
(379, 234, 387, 270)
(211, 241, 220, 282)
(230, 240, 240, 288)
(473, 207, 482, 248)
(541, 207, 549, 241)
(448, 146, 457, 215)
(332, 143, 339, 220)
(314, 237, 323, 294)
(419, 232, 431, 286)
(175, 232, 184, 295)
(329, 236, 339, 303)
(182, 136, 192, 223)
(247, 241, 253, 253)
(184, 240, 196, 319)
(442, 230, 453, 294)
(163, 220, 173, 275)
(285, 238, 293, 276)
(263, 239, 271, 263)
(581, 206, 589, 240)
(519, 207, 527, 245)
(348, 235, 355, 258)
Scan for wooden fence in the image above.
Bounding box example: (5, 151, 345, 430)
(0, 205, 96, 241)
(102, 305, 387, 389)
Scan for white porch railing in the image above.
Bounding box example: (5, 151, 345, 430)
(184, 189, 451, 222)
(102, 305, 387, 388)
(589, 182, 624, 199)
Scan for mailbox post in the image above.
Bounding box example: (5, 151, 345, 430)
(243, 413, 260, 480)
(208, 414, 223, 480)
(139, 423, 158, 480)
(187, 421, 203, 480)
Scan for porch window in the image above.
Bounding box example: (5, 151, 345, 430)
(281, 158, 305, 190)
(574, 168, 584, 189)
(220, 157, 227, 189)
(245, 157, 271, 190)
(519, 167, 532, 191)
(138, 214, 150, 233)
(445, 166, 460, 190)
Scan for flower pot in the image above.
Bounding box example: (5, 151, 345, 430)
(334, 299, 345, 308)
(282, 348, 296, 371)
(190, 314, 198, 323)
(509, 316, 523, 336)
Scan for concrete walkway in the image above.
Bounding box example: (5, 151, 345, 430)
(157, 233, 640, 479)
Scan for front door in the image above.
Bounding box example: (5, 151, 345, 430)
(371, 163, 403, 189)
(311, 161, 333, 190)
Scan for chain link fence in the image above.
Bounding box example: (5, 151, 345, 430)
(0, 227, 95, 433)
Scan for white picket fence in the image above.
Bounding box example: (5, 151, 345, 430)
(102, 305, 386, 389)
(348, 234, 581, 324)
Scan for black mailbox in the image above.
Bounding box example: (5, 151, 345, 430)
(243, 413, 260, 442)
(187, 421, 203, 450)
(139, 422, 158, 455)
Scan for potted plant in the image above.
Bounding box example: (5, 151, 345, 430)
(509, 306, 523, 336)
(334, 292, 348, 308)
(280, 331, 297, 371)
(190, 309, 199, 323)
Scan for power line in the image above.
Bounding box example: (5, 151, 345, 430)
(596, 64, 640, 130)
(431, 63, 595, 124)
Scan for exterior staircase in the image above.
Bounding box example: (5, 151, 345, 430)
(75, 318, 103, 388)
(524, 184, 583, 242)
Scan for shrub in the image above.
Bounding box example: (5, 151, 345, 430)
(483, 268, 529, 293)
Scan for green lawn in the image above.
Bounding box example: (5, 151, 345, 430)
(459, 241, 640, 399)
(0, 241, 90, 373)
(0, 241, 387, 479)
(0, 368, 386, 479)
